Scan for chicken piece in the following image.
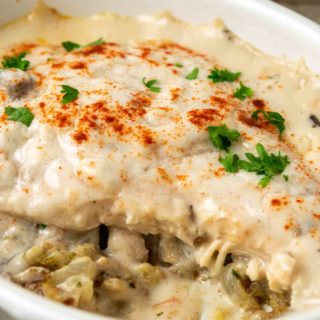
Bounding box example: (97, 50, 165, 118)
(107, 227, 148, 266)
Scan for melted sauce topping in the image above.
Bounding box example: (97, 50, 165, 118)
(0, 3, 320, 319)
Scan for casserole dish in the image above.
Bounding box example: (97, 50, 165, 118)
(0, 0, 320, 319)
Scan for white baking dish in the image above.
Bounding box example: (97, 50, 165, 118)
(0, 0, 320, 319)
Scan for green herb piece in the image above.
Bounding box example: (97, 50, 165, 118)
(39, 224, 47, 230)
(219, 154, 240, 173)
(85, 38, 106, 47)
(208, 67, 241, 83)
(186, 67, 199, 80)
(142, 78, 161, 93)
(234, 82, 254, 100)
(61, 85, 79, 105)
(2, 52, 30, 71)
(252, 110, 285, 136)
(175, 63, 183, 68)
(5, 106, 34, 127)
(283, 175, 289, 182)
(238, 143, 290, 188)
(232, 269, 241, 280)
(62, 38, 106, 52)
(208, 125, 241, 152)
(62, 41, 81, 52)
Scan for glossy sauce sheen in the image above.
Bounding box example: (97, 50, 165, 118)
(0, 3, 320, 317)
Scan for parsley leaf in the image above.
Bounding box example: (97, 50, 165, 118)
(2, 52, 30, 71)
(219, 153, 240, 173)
(234, 82, 254, 100)
(208, 67, 241, 83)
(232, 269, 241, 280)
(238, 143, 290, 187)
(39, 224, 47, 230)
(5, 106, 34, 127)
(62, 41, 81, 52)
(252, 110, 285, 136)
(85, 38, 106, 47)
(175, 63, 183, 68)
(61, 85, 79, 105)
(142, 78, 161, 93)
(208, 125, 241, 151)
(186, 67, 199, 80)
(62, 38, 106, 52)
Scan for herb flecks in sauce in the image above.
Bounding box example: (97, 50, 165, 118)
(2, 52, 30, 71)
(142, 78, 161, 93)
(208, 125, 241, 152)
(85, 38, 106, 47)
(252, 110, 285, 137)
(238, 143, 290, 188)
(219, 144, 290, 187)
(62, 41, 81, 52)
(62, 38, 106, 52)
(234, 82, 254, 100)
(219, 154, 240, 173)
(5, 106, 34, 127)
(208, 67, 241, 83)
(61, 85, 79, 105)
(186, 67, 199, 80)
(175, 63, 183, 68)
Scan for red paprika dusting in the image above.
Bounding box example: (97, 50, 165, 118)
(238, 111, 276, 134)
(271, 199, 281, 207)
(9, 43, 37, 55)
(157, 167, 172, 184)
(69, 61, 87, 69)
(252, 99, 266, 109)
(51, 61, 65, 69)
(188, 109, 223, 128)
(73, 131, 88, 143)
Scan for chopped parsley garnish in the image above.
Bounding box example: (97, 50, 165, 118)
(208, 67, 241, 83)
(61, 85, 79, 105)
(62, 38, 106, 52)
(219, 144, 290, 187)
(175, 63, 184, 68)
(252, 110, 285, 137)
(219, 154, 240, 173)
(234, 82, 254, 100)
(238, 143, 290, 187)
(142, 78, 161, 93)
(2, 52, 30, 71)
(283, 175, 289, 182)
(39, 224, 47, 230)
(232, 269, 241, 280)
(62, 41, 81, 52)
(5, 106, 34, 127)
(208, 125, 241, 152)
(85, 38, 106, 47)
(186, 67, 199, 80)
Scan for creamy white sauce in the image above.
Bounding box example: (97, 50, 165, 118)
(0, 3, 320, 319)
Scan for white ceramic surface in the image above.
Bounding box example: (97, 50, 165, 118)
(0, 0, 320, 319)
